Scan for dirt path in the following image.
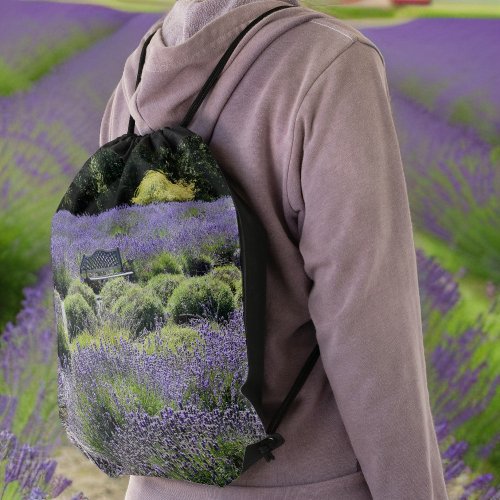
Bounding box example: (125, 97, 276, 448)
(52, 436, 129, 499)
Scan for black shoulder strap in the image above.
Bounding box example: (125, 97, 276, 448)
(127, 4, 295, 135)
(127, 28, 158, 135)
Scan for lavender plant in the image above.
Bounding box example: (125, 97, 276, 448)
(417, 249, 500, 495)
(59, 309, 266, 485)
(51, 197, 238, 283)
(0, 268, 83, 498)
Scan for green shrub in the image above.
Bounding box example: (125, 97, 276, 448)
(112, 287, 164, 339)
(161, 324, 202, 353)
(146, 273, 185, 306)
(209, 264, 241, 293)
(72, 323, 130, 348)
(64, 293, 97, 341)
(53, 265, 71, 299)
(135, 251, 183, 282)
(70, 330, 97, 349)
(151, 252, 183, 276)
(67, 279, 97, 313)
(167, 275, 235, 323)
(234, 279, 243, 305)
(180, 251, 213, 276)
(200, 235, 238, 265)
(99, 276, 137, 310)
(57, 313, 71, 369)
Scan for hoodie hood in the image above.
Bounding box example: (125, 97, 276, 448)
(161, 0, 300, 47)
(120, 0, 325, 138)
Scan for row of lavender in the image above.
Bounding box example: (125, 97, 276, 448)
(363, 19, 500, 283)
(363, 19, 500, 146)
(0, 0, 132, 95)
(0, 267, 84, 499)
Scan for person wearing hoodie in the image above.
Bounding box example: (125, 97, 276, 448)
(99, 0, 450, 499)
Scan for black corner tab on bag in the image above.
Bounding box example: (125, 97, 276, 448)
(242, 433, 285, 472)
(241, 343, 321, 472)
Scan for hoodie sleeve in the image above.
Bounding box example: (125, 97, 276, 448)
(286, 39, 449, 500)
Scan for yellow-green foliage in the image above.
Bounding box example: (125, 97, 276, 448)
(132, 170, 195, 205)
(141, 324, 202, 355)
(64, 293, 97, 341)
(70, 323, 130, 351)
(167, 275, 235, 323)
(163, 324, 202, 353)
(67, 279, 97, 313)
(121, 378, 166, 416)
(150, 252, 183, 277)
(70, 330, 97, 351)
(209, 264, 241, 293)
(134, 251, 183, 283)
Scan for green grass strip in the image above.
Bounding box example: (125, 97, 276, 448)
(32, 0, 500, 17)
(302, 1, 500, 19)
(0, 26, 122, 96)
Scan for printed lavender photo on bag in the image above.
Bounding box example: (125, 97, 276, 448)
(49, 133, 268, 486)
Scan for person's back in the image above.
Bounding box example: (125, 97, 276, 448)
(99, 1, 449, 498)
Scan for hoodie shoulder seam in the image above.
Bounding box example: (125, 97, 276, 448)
(284, 37, 358, 216)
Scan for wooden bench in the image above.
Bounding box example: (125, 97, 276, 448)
(80, 248, 134, 282)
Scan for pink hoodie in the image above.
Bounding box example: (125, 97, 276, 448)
(99, 1, 449, 498)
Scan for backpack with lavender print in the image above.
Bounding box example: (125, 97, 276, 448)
(50, 4, 321, 487)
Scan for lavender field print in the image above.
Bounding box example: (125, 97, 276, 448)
(50, 133, 268, 486)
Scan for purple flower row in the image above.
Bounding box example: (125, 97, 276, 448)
(0, 0, 132, 87)
(361, 19, 500, 143)
(51, 196, 238, 279)
(0, 12, 162, 212)
(360, 20, 500, 281)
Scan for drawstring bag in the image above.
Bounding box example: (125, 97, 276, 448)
(50, 4, 321, 487)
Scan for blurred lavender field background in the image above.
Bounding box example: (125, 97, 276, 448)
(0, 0, 499, 498)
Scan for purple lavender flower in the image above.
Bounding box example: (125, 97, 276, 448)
(360, 20, 500, 281)
(0, 429, 74, 498)
(361, 19, 500, 143)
